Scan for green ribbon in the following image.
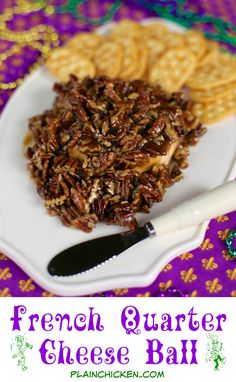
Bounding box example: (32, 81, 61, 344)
(54, 0, 236, 49)
(225, 229, 236, 257)
(57, 0, 122, 25)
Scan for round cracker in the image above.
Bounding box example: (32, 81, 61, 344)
(110, 19, 142, 40)
(191, 92, 236, 124)
(129, 42, 148, 80)
(144, 37, 166, 69)
(46, 47, 95, 81)
(197, 40, 219, 68)
(58, 58, 95, 82)
(163, 31, 185, 49)
(184, 30, 207, 61)
(142, 22, 168, 38)
(149, 47, 196, 93)
(186, 52, 236, 89)
(65, 32, 104, 59)
(112, 37, 138, 79)
(46, 47, 71, 69)
(189, 80, 236, 102)
(94, 41, 123, 77)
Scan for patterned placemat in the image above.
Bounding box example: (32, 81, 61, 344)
(0, 0, 236, 297)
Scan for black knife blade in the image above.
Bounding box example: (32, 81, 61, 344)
(48, 223, 154, 276)
(47, 181, 236, 277)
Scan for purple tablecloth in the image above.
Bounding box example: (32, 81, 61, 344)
(0, 0, 236, 297)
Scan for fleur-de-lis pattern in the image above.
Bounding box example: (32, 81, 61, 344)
(202, 257, 218, 270)
(19, 279, 35, 292)
(0, 254, 8, 261)
(215, 215, 229, 223)
(159, 280, 172, 291)
(205, 278, 222, 294)
(136, 292, 150, 297)
(226, 268, 236, 281)
(42, 291, 55, 297)
(0, 287, 11, 297)
(0, 3, 236, 298)
(181, 268, 197, 283)
(179, 252, 194, 260)
(0, 267, 12, 280)
(200, 238, 213, 250)
(222, 249, 234, 261)
(218, 229, 230, 241)
(162, 264, 172, 272)
(113, 288, 129, 296)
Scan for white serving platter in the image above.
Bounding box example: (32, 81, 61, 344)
(0, 19, 235, 296)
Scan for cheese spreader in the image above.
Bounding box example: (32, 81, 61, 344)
(48, 180, 236, 277)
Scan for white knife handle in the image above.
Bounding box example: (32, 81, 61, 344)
(150, 180, 236, 236)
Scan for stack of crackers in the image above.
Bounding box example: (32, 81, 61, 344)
(46, 19, 236, 125)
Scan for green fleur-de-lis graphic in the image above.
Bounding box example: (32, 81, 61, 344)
(206, 334, 226, 371)
(11, 335, 33, 371)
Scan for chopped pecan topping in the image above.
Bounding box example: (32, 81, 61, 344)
(26, 76, 205, 232)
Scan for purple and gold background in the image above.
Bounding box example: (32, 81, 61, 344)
(0, 0, 236, 297)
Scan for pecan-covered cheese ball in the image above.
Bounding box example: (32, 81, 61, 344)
(26, 76, 205, 232)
